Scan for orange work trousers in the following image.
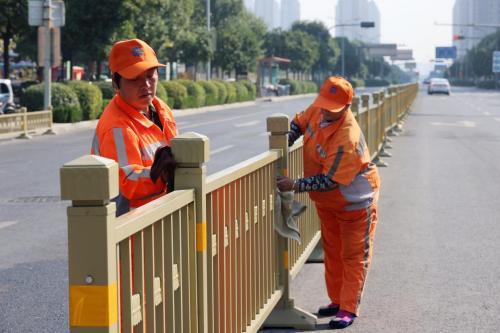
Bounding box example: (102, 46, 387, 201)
(316, 204, 378, 315)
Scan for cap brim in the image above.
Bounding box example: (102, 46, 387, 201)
(311, 95, 347, 113)
(119, 61, 166, 79)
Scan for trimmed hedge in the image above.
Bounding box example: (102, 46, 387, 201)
(94, 81, 115, 99)
(198, 81, 220, 106)
(364, 78, 391, 87)
(348, 78, 365, 89)
(161, 81, 188, 109)
(234, 82, 250, 102)
(476, 79, 498, 89)
(155, 81, 169, 104)
(241, 80, 257, 100)
(176, 80, 206, 108)
(279, 79, 318, 95)
(211, 80, 227, 104)
(65, 81, 103, 120)
(220, 81, 237, 103)
(21, 83, 82, 123)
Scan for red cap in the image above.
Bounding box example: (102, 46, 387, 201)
(109, 39, 165, 79)
(312, 76, 354, 113)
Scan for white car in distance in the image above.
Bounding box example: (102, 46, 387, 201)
(428, 78, 451, 95)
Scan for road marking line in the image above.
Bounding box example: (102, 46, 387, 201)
(211, 145, 235, 155)
(430, 121, 476, 128)
(0, 221, 18, 230)
(234, 120, 260, 128)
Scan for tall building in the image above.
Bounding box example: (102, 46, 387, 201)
(243, 0, 254, 12)
(453, 0, 500, 59)
(281, 0, 301, 30)
(254, 0, 281, 30)
(335, 0, 381, 44)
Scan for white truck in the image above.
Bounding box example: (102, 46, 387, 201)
(0, 79, 15, 114)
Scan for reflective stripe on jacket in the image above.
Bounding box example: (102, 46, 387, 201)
(293, 106, 379, 211)
(91, 94, 177, 215)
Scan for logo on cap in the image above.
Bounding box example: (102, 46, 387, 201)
(329, 86, 338, 94)
(131, 47, 144, 57)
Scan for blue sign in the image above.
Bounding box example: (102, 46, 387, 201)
(435, 47, 457, 59)
(493, 51, 500, 73)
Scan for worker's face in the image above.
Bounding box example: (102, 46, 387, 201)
(320, 105, 349, 122)
(118, 68, 158, 111)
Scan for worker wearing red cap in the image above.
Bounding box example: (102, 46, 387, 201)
(276, 76, 380, 329)
(91, 39, 177, 216)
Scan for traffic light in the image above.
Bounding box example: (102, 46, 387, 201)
(453, 35, 465, 41)
(360, 21, 375, 28)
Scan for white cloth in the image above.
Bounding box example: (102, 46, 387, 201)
(274, 191, 307, 243)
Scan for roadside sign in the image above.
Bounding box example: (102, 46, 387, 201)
(28, 0, 65, 27)
(391, 49, 413, 61)
(366, 43, 398, 57)
(492, 51, 500, 73)
(435, 46, 457, 59)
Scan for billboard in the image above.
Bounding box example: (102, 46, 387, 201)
(391, 49, 413, 61)
(435, 46, 457, 59)
(366, 44, 398, 57)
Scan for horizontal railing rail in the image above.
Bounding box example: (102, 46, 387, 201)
(0, 107, 53, 138)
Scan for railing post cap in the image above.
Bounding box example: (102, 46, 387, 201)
(60, 155, 119, 201)
(267, 113, 290, 133)
(361, 94, 370, 100)
(171, 132, 210, 165)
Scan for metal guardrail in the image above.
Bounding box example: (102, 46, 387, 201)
(60, 83, 418, 333)
(0, 107, 54, 138)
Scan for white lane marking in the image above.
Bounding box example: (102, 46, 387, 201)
(211, 145, 235, 155)
(430, 121, 476, 128)
(181, 113, 261, 130)
(0, 221, 18, 230)
(234, 120, 260, 128)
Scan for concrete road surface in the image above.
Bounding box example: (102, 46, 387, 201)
(1, 87, 500, 332)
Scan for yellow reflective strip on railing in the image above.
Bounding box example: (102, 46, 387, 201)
(283, 168, 288, 177)
(69, 283, 117, 327)
(197, 221, 207, 252)
(283, 250, 289, 270)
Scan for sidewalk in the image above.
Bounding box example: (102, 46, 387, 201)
(0, 93, 316, 144)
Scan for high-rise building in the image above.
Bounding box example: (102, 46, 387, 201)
(453, 0, 500, 59)
(254, 0, 281, 30)
(243, 0, 254, 12)
(281, 0, 301, 30)
(335, 0, 381, 44)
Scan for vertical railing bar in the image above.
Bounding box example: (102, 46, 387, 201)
(173, 210, 183, 333)
(119, 240, 133, 332)
(133, 232, 145, 333)
(144, 225, 156, 332)
(154, 220, 165, 332)
(206, 193, 215, 333)
(164, 215, 175, 333)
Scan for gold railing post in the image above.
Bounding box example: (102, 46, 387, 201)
(171, 132, 209, 333)
(351, 96, 360, 121)
(264, 114, 317, 330)
(44, 105, 56, 135)
(60, 155, 119, 333)
(17, 107, 32, 139)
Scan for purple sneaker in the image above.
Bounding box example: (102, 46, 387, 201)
(329, 309, 356, 329)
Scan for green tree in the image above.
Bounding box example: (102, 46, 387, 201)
(263, 29, 287, 57)
(0, 0, 29, 78)
(284, 30, 319, 77)
(213, 11, 266, 75)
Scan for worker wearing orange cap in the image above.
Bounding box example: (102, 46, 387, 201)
(91, 39, 177, 216)
(276, 76, 380, 329)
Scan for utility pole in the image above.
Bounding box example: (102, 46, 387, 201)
(206, 0, 211, 80)
(43, 0, 52, 109)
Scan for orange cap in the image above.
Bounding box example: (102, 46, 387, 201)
(109, 39, 165, 79)
(311, 76, 354, 113)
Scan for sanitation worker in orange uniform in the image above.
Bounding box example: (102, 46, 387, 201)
(91, 39, 177, 216)
(276, 76, 380, 329)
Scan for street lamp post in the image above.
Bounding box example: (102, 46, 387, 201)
(206, 0, 211, 80)
(330, 21, 375, 77)
(43, 0, 52, 109)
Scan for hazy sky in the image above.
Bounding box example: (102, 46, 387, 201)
(300, 0, 455, 67)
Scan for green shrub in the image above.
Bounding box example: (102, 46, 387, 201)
(94, 81, 115, 99)
(221, 81, 237, 103)
(234, 82, 249, 102)
(279, 79, 301, 95)
(348, 78, 365, 89)
(198, 81, 219, 106)
(21, 83, 82, 123)
(176, 80, 206, 108)
(364, 78, 391, 87)
(155, 81, 168, 103)
(240, 80, 257, 100)
(161, 81, 188, 109)
(65, 81, 103, 120)
(304, 81, 318, 93)
(212, 80, 227, 104)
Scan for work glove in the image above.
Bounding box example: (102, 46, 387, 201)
(150, 145, 177, 190)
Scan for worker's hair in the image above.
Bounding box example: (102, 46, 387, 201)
(112, 72, 122, 90)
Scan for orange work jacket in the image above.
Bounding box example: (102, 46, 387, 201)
(293, 106, 380, 211)
(91, 94, 177, 215)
